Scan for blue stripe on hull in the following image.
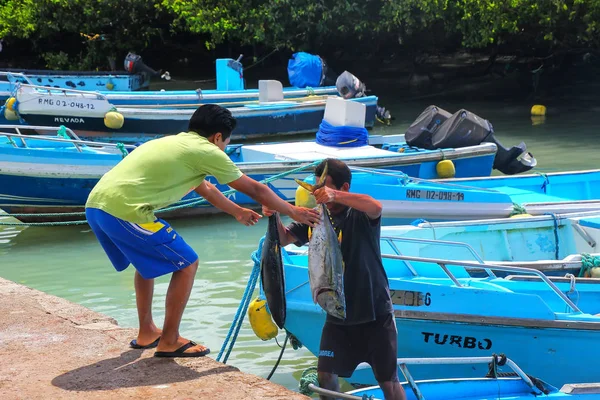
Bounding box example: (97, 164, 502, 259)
(17, 104, 378, 142)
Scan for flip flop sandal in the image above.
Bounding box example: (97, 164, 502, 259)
(129, 337, 161, 349)
(154, 341, 211, 358)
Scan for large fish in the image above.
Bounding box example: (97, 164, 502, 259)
(260, 213, 286, 329)
(295, 163, 346, 320)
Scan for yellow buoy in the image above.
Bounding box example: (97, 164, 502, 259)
(104, 111, 124, 129)
(510, 213, 533, 218)
(589, 267, 600, 278)
(436, 159, 455, 179)
(531, 105, 546, 116)
(106, 82, 115, 91)
(4, 107, 18, 121)
(247, 297, 278, 341)
(5, 97, 17, 111)
(295, 185, 316, 208)
(531, 116, 546, 126)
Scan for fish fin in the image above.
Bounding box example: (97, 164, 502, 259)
(295, 178, 315, 193)
(314, 162, 329, 190)
(307, 226, 312, 240)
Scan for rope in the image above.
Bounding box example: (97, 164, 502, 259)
(536, 172, 549, 193)
(316, 120, 368, 148)
(266, 332, 289, 380)
(116, 142, 128, 158)
(0, 160, 323, 226)
(306, 86, 315, 96)
(56, 125, 69, 139)
(299, 367, 319, 396)
(509, 203, 528, 217)
(217, 237, 264, 363)
(579, 253, 600, 277)
(544, 212, 560, 260)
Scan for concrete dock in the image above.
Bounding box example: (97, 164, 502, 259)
(0, 278, 309, 399)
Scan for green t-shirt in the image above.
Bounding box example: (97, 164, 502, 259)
(86, 132, 243, 223)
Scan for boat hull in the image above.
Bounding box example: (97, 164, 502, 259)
(281, 261, 600, 388)
(0, 148, 496, 223)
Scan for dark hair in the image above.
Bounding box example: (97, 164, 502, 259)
(188, 104, 237, 139)
(315, 158, 352, 189)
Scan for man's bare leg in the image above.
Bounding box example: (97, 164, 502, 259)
(380, 380, 407, 400)
(155, 260, 208, 354)
(318, 371, 341, 400)
(134, 270, 161, 345)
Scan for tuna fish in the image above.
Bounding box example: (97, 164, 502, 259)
(260, 213, 286, 329)
(294, 163, 346, 320)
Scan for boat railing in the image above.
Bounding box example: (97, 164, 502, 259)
(381, 253, 582, 314)
(347, 355, 544, 400)
(16, 83, 108, 100)
(0, 126, 136, 153)
(0, 71, 35, 86)
(380, 236, 497, 278)
(348, 165, 501, 193)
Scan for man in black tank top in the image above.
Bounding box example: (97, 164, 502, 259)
(262, 159, 406, 400)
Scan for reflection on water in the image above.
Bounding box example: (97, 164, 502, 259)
(1, 88, 600, 391)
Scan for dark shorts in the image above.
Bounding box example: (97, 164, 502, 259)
(318, 313, 398, 383)
(86, 208, 198, 279)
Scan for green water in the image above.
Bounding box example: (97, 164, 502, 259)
(1, 89, 600, 391)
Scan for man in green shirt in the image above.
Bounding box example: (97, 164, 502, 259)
(85, 104, 320, 358)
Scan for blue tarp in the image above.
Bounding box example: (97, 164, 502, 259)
(287, 52, 323, 88)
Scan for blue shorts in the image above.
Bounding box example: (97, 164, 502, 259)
(86, 208, 198, 279)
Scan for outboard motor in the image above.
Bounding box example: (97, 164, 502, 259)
(124, 52, 161, 77)
(405, 106, 537, 175)
(405, 105, 452, 149)
(336, 71, 393, 125)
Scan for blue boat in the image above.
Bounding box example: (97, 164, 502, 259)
(375, 211, 600, 276)
(11, 83, 378, 142)
(0, 126, 497, 223)
(337, 356, 600, 399)
(0, 53, 163, 98)
(297, 168, 600, 225)
(275, 231, 600, 388)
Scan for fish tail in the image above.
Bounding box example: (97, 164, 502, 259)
(295, 178, 316, 193)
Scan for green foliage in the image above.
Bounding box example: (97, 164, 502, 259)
(0, 0, 599, 70)
(0, 0, 171, 69)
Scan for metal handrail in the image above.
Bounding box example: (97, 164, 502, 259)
(343, 356, 542, 399)
(382, 253, 582, 313)
(1, 131, 136, 151)
(17, 82, 108, 100)
(380, 236, 497, 278)
(0, 71, 34, 85)
(349, 165, 501, 193)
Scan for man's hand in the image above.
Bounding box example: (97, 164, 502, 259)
(313, 186, 337, 204)
(235, 208, 262, 226)
(262, 205, 276, 217)
(290, 206, 320, 227)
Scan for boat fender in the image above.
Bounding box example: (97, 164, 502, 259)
(509, 213, 533, 218)
(248, 297, 278, 341)
(295, 185, 317, 208)
(3, 106, 18, 120)
(106, 82, 115, 90)
(531, 105, 546, 116)
(104, 110, 125, 129)
(5, 97, 17, 111)
(436, 159, 455, 179)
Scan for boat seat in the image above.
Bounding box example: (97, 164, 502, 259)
(561, 383, 600, 394)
